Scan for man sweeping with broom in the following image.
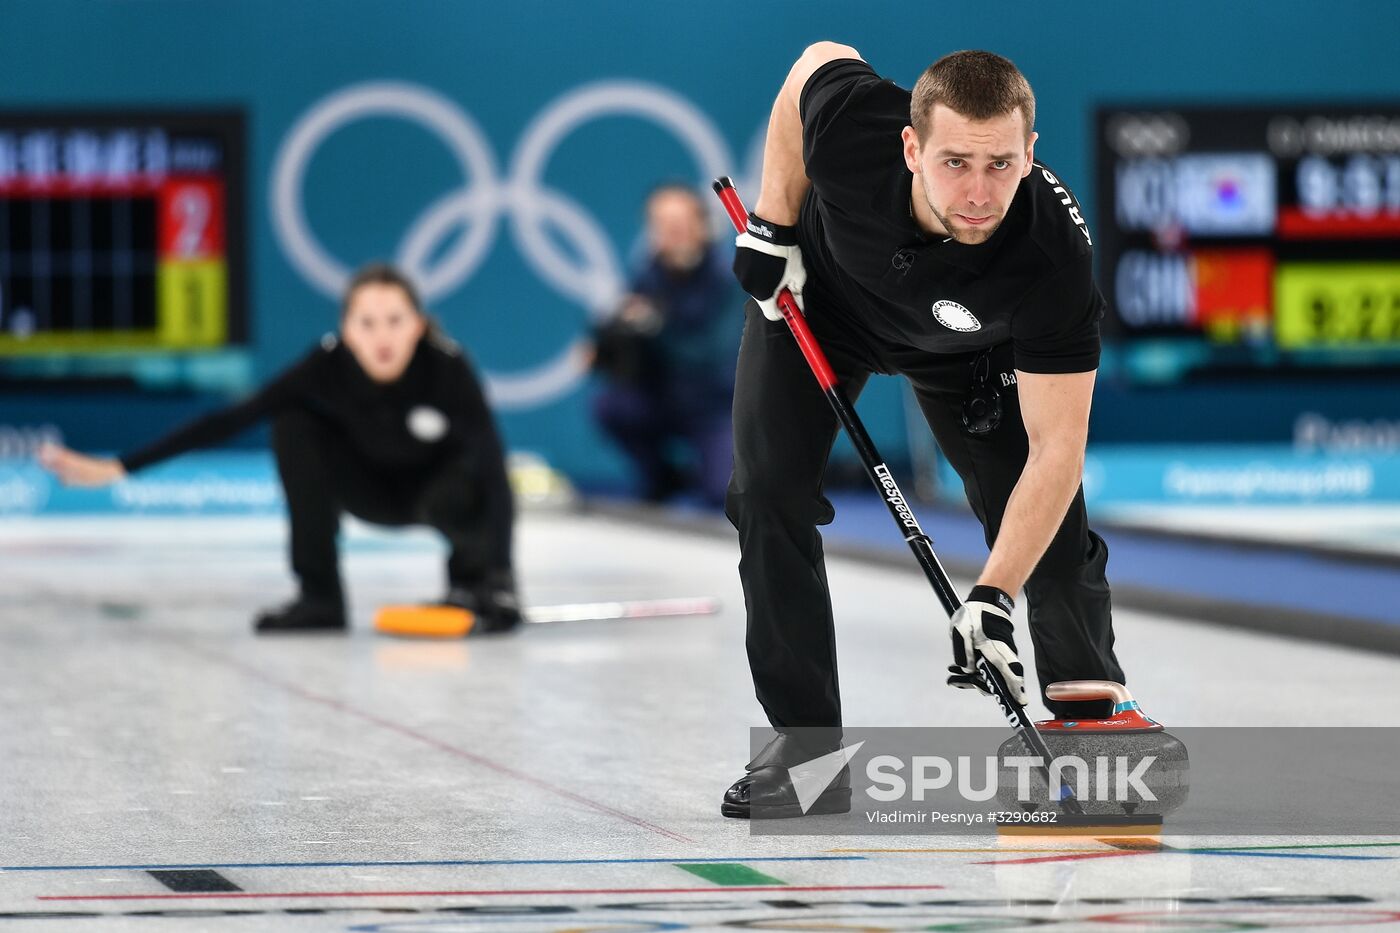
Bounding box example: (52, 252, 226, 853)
(722, 42, 1125, 818)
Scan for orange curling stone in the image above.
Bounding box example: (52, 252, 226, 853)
(374, 605, 475, 638)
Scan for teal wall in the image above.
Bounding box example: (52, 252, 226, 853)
(2, 0, 1397, 481)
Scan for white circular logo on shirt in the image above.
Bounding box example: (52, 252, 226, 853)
(932, 300, 982, 332)
(407, 406, 449, 442)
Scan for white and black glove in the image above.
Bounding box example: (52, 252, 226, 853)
(732, 213, 805, 322)
(947, 584, 1027, 706)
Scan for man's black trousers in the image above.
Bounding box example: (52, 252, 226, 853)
(271, 409, 514, 603)
(725, 297, 1123, 723)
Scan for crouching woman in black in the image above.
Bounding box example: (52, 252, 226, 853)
(40, 263, 520, 635)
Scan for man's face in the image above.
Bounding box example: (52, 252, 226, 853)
(647, 189, 708, 271)
(902, 104, 1037, 244)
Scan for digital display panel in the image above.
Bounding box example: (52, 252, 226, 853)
(0, 110, 245, 383)
(1095, 106, 1400, 380)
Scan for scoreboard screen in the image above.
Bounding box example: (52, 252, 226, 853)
(1095, 105, 1400, 380)
(0, 110, 244, 382)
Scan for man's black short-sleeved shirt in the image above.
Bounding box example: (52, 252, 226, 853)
(796, 58, 1104, 374)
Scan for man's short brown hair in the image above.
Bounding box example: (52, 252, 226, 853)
(910, 50, 1035, 142)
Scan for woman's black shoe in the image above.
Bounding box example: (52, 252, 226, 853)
(253, 598, 347, 634)
(444, 573, 522, 635)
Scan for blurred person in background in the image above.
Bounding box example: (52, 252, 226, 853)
(591, 182, 744, 507)
(39, 262, 520, 635)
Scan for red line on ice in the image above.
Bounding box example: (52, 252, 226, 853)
(171, 642, 697, 846)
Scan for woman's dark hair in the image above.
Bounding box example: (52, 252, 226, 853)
(341, 262, 424, 318)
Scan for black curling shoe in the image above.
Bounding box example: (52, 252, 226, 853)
(721, 733, 853, 819)
(253, 597, 347, 634)
(444, 572, 523, 635)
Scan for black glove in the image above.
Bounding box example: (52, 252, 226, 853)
(946, 584, 1027, 705)
(732, 213, 805, 322)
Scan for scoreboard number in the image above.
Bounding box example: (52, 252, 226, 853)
(158, 260, 227, 347)
(171, 186, 212, 258)
(156, 177, 227, 347)
(1275, 264, 1400, 348)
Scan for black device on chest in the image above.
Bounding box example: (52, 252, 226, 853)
(961, 349, 1002, 436)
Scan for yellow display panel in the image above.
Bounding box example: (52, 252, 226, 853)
(157, 260, 228, 348)
(1275, 263, 1400, 349)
